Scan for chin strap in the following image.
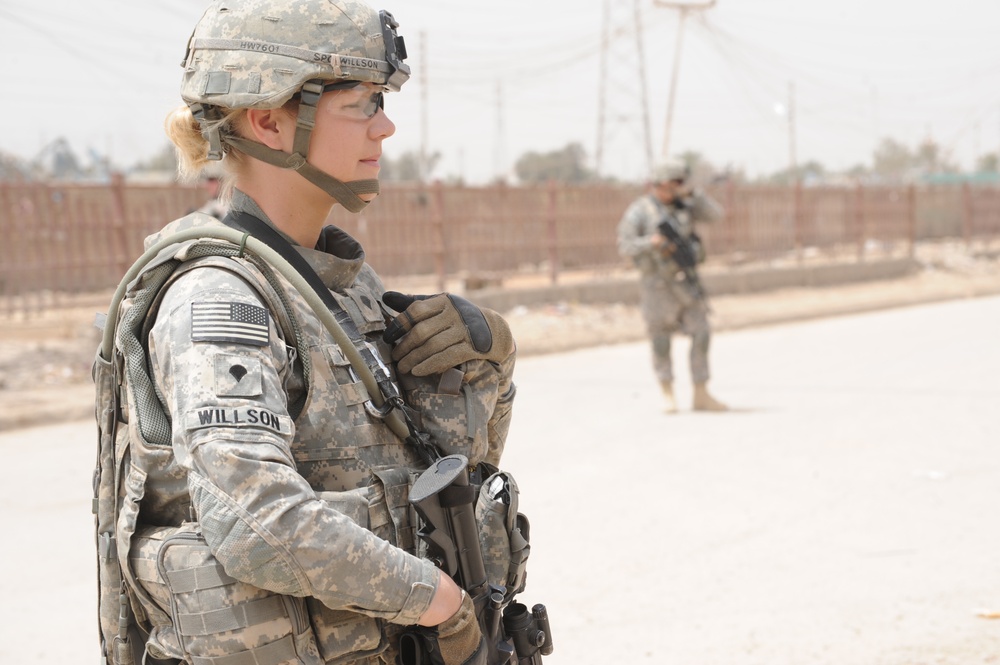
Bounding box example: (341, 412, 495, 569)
(222, 135, 379, 213)
(190, 78, 380, 214)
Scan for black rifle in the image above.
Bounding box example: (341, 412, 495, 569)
(656, 211, 706, 300)
(402, 455, 553, 665)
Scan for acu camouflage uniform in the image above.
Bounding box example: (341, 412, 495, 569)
(617, 191, 723, 384)
(114, 189, 516, 665)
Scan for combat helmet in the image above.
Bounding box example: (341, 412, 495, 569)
(179, 0, 410, 212)
(651, 157, 690, 184)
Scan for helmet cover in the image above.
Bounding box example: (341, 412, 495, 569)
(651, 157, 690, 183)
(180, 0, 410, 110)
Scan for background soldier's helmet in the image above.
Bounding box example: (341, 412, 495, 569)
(180, 0, 409, 110)
(178, 0, 410, 213)
(651, 158, 690, 183)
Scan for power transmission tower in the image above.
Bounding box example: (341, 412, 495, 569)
(654, 0, 716, 159)
(596, 0, 653, 179)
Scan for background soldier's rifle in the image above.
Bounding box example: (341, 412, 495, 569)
(656, 211, 706, 300)
(403, 454, 553, 665)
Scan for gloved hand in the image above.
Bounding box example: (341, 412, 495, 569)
(436, 591, 486, 665)
(382, 291, 514, 376)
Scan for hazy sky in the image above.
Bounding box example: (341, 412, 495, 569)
(4, 0, 1000, 183)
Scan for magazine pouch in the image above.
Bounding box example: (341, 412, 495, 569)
(475, 471, 531, 601)
(157, 524, 323, 665)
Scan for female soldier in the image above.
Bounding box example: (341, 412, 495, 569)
(101, 1, 517, 664)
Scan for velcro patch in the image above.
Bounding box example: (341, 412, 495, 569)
(184, 406, 293, 436)
(191, 301, 269, 346)
(214, 355, 263, 397)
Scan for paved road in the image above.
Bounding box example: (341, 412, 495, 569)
(2, 296, 998, 664)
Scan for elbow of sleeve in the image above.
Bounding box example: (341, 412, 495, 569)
(495, 348, 517, 394)
(190, 473, 310, 597)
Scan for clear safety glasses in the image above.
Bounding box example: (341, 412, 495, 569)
(321, 81, 385, 120)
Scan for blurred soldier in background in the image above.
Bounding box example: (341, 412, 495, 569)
(617, 157, 729, 413)
(194, 169, 228, 220)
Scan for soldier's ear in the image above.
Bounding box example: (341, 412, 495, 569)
(244, 108, 294, 152)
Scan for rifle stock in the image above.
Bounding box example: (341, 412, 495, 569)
(407, 455, 551, 665)
(409, 456, 489, 596)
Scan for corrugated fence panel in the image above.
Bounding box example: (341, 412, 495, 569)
(1, 179, 997, 317)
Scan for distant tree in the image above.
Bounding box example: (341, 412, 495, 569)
(976, 153, 999, 173)
(870, 136, 959, 181)
(871, 138, 912, 180)
(133, 143, 179, 176)
(914, 139, 958, 174)
(845, 163, 870, 179)
(514, 142, 595, 183)
(381, 150, 442, 182)
(765, 160, 826, 185)
(32, 138, 84, 180)
(0, 151, 32, 180)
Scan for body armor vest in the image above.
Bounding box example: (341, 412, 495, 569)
(95, 214, 507, 665)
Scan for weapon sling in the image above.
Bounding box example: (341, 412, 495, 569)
(220, 216, 551, 664)
(221, 211, 441, 464)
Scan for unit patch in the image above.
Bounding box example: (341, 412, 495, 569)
(191, 301, 269, 346)
(214, 354, 263, 397)
(184, 406, 293, 436)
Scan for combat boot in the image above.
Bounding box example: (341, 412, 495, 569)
(693, 383, 728, 412)
(659, 380, 678, 414)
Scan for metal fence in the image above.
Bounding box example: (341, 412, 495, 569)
(2, 179, 999, 316)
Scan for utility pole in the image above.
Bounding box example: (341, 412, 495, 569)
(633, 0, 654, 173)
(595, 0, 610, 174)
(595, 0, 653, 178)
(494, 80, 506, 182)
(419, 31, 428, 184)
(973, 119, 980, 170)
(788, 80, 797, 175)
(654, 0, 716, 159)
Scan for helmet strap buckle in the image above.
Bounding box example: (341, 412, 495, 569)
(190, 103, 225, 160)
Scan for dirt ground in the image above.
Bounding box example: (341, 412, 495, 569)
(1, 240, 998, 431)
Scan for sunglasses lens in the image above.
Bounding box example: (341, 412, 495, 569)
(363, 92, 384, 118)
(319, 83, 384, 119)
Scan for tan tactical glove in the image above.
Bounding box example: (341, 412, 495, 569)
(436, 591, 486, 665)
(382, 292, 515, 376)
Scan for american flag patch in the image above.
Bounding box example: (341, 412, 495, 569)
(191, 302, 269, 346)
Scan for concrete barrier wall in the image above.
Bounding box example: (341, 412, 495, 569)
(469, 258, 920, 313)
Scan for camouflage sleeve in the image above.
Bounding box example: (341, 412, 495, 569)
(147, 266, 438, 625)
(617, 197, 657, 260)
(485, 350, 516, 468)
(687, 190, 724, 223)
